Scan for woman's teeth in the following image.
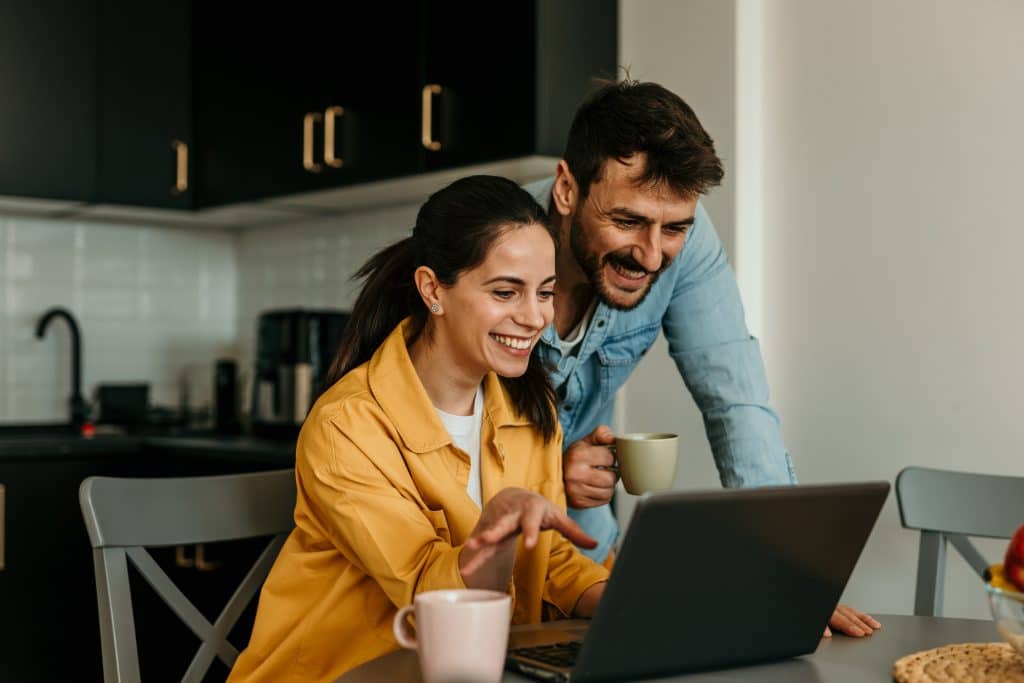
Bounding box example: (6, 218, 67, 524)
(611, 261, 646, 279)
(490, 334, 532, 350)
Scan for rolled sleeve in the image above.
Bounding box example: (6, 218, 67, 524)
(542, 531, 609, 618)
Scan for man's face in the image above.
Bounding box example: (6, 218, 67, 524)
(569, 155, 697, 310)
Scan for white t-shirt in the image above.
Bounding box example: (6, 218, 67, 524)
(435, 384, 484, 508)
(556, 299, 597, 356)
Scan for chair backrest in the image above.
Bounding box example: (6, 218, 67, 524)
(895, 466, 1024, 616)
(79, 469, 297, 683)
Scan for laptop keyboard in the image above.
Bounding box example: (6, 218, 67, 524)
(510, 641, 581, 668)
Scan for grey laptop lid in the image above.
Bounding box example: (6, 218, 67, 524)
(510, 481, 889, 682)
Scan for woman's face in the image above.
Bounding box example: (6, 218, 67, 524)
(435, 223, 556, 379)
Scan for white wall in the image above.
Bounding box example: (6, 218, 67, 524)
(235, 204, 419, 376)
(0, 215, 237, 422)
(760, 0, 1024, 618)
(620, 0, 1024, 619)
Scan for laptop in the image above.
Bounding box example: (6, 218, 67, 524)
(506, 481, 890, 682)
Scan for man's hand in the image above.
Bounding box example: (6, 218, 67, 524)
(563, 425, 619, 508)
(460, 488, 597, 589)
(824, 604, 881, 637)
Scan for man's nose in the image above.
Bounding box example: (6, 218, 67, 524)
(634, 227, 664, 272)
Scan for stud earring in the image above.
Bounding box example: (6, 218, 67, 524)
(430, 303, 440, 314)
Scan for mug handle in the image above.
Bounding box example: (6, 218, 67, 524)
(392, 605, 418, 649)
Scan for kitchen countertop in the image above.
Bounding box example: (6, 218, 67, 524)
(0, 426, 295, 464)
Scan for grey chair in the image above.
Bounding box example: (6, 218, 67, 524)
(895, 465, 1024, 616)
(79, 470, 296, 683)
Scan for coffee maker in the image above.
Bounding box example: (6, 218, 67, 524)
(250, 309, 349, 438)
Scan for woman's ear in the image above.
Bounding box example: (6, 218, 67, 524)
(551, 160, 579, 217)
(414, 265, 444, 314)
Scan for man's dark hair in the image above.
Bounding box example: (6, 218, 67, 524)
(563, 79, 725, 200)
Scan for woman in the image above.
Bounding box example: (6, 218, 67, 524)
(229, 176, 609, 682)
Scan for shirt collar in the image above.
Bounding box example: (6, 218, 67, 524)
(368, 318, 531, 454)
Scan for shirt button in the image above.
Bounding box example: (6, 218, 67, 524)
(596, 320, 605, 327)
(564, 404, 573, 411)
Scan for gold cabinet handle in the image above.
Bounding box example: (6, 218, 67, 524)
(194, 543, 221, 572)
(323, 105, 345, 168)
(174, 545, 193, 568)
(171, 139, 188, 195)
(303, 112, 323, 173)
(421, 84, 442, 151)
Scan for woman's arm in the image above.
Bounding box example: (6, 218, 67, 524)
(298, 420, 471, 606)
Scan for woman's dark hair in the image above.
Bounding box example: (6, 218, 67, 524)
(324, 175, 560, 442)
(564, 79, 724, 200)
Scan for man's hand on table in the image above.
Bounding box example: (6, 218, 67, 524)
(563, 425, 618, 508)
(825, 604, 881, 637)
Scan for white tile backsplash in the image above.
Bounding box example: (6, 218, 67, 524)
(0, 213, 238, 423)
(1, 198, 421, 423)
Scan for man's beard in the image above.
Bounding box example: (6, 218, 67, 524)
(569, 213, 667, 311)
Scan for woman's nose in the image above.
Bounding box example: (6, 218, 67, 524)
(515, 297, 547, 329)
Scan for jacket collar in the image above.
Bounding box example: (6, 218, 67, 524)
(368, 318, 531, 454)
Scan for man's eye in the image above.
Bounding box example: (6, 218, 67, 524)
(664, 225, 689, 236)
(616, 219, 639, 229)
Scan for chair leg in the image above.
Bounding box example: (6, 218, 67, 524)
(94, 548, 142, 683)
(914, 531, 945, 617)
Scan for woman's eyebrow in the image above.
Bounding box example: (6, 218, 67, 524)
(481, 275, 557, 286)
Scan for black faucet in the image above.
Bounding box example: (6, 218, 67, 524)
(35, 307, 88, 428)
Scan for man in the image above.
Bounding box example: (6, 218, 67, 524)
(528, 80, 877, 637)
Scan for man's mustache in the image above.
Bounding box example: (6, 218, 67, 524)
(605, 253, 660, 275)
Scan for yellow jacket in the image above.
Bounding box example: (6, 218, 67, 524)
(229, 319, 609, 682)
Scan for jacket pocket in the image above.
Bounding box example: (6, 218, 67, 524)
(595, 324, 661, 402)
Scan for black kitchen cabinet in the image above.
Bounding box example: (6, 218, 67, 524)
(0, 0, 98, 202)
(0, 453, 138, 683)
(420, 0, 618, 172)
(192, 5, 423, 206)
(419, 2, 537, 170)
(0, 0, 616, 210)
(98, 0, 193, 208)
(0, 440, 290, 683)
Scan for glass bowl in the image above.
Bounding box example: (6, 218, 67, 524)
(986, 582, 1024, 656)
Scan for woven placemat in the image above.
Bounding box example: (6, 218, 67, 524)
(893, 642, 1024, 682)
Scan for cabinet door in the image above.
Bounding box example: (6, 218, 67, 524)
(0, 0, 97, 202)
(307, 6, 422, 188)
(420, 1, 536, 171)
(191, 6, 321, 207)
(193, 6, 422, 207)
(0, 456, 134, 683)
(98, 0, 193, 209)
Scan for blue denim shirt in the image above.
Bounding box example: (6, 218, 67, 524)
(526, 178, 797, 562)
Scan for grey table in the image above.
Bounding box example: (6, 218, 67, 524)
(336, 614, 1005, 682)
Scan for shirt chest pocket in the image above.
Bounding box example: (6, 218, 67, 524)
(595, 324, 661, 402)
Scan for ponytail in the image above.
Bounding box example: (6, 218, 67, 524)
(323, 237, 423, 387)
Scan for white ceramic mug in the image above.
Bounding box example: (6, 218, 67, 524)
(615, 432, 679, 495)
(392, 589, 511, 683)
